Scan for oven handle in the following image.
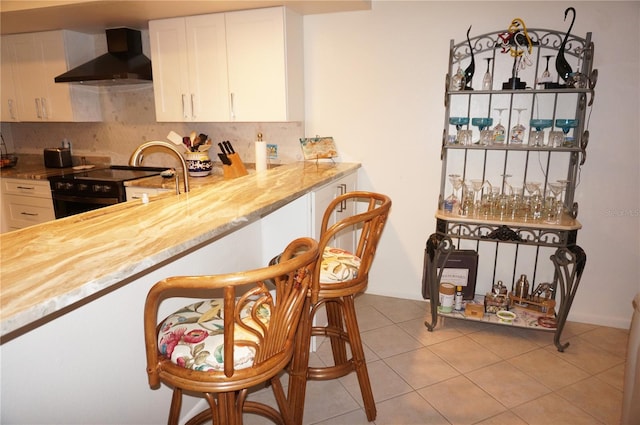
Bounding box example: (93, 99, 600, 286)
(52, 193, 120, 206)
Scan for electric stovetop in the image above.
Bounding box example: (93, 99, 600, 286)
(52, 165, 167, 182)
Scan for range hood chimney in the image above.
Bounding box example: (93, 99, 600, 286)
(55, 28, 152, 85)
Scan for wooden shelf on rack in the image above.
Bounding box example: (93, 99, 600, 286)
(436, 295, 557, 332)
(435, 210, 582, 231)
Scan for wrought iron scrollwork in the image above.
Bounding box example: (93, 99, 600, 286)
(550, 245, 587, 351)
(423, 233, 454, 331)
(483, 225, 523, 242)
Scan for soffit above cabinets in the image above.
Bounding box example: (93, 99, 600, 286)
(0, 0, 371, 35)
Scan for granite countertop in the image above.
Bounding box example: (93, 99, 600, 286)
(0, 161, 360, 338)
(0, 153, 111, 179)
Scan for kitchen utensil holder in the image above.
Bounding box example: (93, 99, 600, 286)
(222, 153, 248, 180)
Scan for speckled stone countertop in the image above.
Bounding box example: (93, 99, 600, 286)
(0, 161, 360, 337)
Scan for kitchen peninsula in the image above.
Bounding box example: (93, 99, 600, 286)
(0, 161, 359, 424)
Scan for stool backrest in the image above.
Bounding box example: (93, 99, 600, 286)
(144, 237, 318, 388)
(314, 191, 391, 301)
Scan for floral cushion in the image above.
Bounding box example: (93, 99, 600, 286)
(158, 299, 270, 372)
(320, 247, 361, 283)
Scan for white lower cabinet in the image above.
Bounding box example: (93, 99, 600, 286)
(1, 178, 55, 232)
(311, 171, 358, 251)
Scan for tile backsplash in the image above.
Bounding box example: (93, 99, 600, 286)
(1, 84, 305, 169)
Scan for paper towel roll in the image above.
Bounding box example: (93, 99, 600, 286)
(255, 141, 267, 172)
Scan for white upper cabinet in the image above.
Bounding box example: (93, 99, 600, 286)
(1, 30, 101, 122)
(149, 7, 303, 122)
(149, 14, 229, 122)
(1, 39, 19, 122)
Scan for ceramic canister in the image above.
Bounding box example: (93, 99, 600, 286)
(185, 151, 212, 177)
(438, 282, 456, 313)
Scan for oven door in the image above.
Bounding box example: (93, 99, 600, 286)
(52, 193, 120, 219)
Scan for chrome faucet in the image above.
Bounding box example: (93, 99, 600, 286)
(129, 140, 189, 193)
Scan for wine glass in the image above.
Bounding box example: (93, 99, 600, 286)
(470, 179, 489, 213)
(537, 55, 554, 86)
(547, 181, 565, 223)
(529, 119, 553, 147)
(471, 117, 493, 145)
(450, 52, 466, 91)
(510, 108, 527, 145)
(449, 116, 469, 144)
(444, 174, 463, 214)
(525, 181, 543, 219)
(555, 119, 579, 147)
(482, 58, 493, 90)
(570, 47, 589, 88)
(492, 108, 507, 145)
(525, 181, 542, 197)
(500, 174, 513, 195)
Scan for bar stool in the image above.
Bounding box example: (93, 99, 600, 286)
(143, 237, 318, 425)
(288, 191, 391, 424)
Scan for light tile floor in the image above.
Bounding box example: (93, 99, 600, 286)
(245, 294, 628, 425)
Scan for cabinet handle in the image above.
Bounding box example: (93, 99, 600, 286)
(230, 92, 235, 120)
(181, 94, 188, 119)
(20, 211, 38, 216)
(16, 186, 36, 191)
(337, 183, 347, 212)
(8, 99, 16, 120)
(191, 94, 196, 119)
(35, 98, 42, 118)
(40, 98, 48, 119)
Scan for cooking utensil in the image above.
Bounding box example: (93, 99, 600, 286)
(189, 131, 197, 146)
(167, 131, 189, 152)
(183, 136, 191, 149)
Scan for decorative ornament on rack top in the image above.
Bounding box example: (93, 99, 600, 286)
(497, 17, 537, 90)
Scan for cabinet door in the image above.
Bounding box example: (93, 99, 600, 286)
(11, 33, 49, 121)
(1, 37, 19, 122)
(13, 32, 75, 121)
(186, 14, 230, 121)
(149, 17, 192, 121)
(150, 14, 229, 122)
(225, 7, 288, 121)
(8, 31, 90, 122)
(312, 172, 358, 252)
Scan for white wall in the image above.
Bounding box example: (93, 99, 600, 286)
(303, 1, 640, 328)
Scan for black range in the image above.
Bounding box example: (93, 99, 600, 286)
(48, 165, 167, 218)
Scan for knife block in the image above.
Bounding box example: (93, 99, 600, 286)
(222, 153, 248, 180)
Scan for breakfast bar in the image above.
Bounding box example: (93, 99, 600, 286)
(0, 161, 359, 424)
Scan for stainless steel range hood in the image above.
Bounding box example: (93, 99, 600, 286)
(55, 28, 152, 85)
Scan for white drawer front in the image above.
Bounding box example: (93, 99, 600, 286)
(4, 194, 55, 229)
(3, 178, 52, 198)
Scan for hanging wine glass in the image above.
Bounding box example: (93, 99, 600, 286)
(482, 58, 493, 90)
(510, 108, 527, 145)
(492, 108, 507, 145)
(537, 55, 554, 87)
(570, 47, 589, 88)
(450, 52, 466, 91)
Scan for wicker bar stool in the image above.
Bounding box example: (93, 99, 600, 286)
(143, 237, 318, 425)
(288, 191, 391, 424)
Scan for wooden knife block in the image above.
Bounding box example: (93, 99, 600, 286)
(222, 153, 248, 180)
